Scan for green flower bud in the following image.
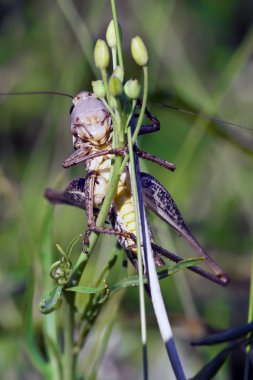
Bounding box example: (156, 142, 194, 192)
(106, 20, 122, 48)
(131, 36, 149, 67)
(124, 79, 140, 99)
(94, 39, 110, 69)
(109, 76, 123, 97)
(106, 20, 116, 48)
(113, 65, 124, 83)
(92, 80, 106, 98)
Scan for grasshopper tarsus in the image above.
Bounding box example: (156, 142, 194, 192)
(217, 273, 230, 285)
(87, 225, 136, 243)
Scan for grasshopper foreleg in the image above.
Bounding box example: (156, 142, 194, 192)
(63, 146, 176, 172)
(63, 146, 92, 168)
(63, 147, 127, 168)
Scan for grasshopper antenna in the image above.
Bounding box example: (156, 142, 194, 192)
(0, 91, 74, 99)
(151, 101, 253, 133)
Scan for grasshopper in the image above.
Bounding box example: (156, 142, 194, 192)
(44, 90, 229, 286)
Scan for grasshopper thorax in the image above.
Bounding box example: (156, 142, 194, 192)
(70, 91, 112, 148)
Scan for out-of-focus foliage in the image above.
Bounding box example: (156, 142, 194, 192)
(0, 0, 253, 379)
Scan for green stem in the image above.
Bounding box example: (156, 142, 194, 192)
(117, 71, 148, 177)
(125, 100, 137, 133)
(127, 127, 148, 377)
(110, 0, 124, 71)
(244, 254, 253, 379)
(247, 255, 253, 324)
(245, 254, 253, 357)
(112, 108, 121, 147)
(70, 154, 124, 287)
(102, 98, 116, 120)
(132, 66, 148, 143)
(112, 47, 117, 69)
(41, 212, 61, 380)
(63, 294, 75, 380)
(101, 68, 110, 101)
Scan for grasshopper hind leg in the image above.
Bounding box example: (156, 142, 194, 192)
(141, 172, 229, 285)
(44, 178, 137, 249)
(45, 178, 87, 208)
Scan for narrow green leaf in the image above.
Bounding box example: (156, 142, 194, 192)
(56, 244, 66, 258)
(43, 334, 63, 379)
(168, 257, 204, 273)
(39, 285, 63, 314)
(112, 258, 204, 293)
(24, 273, 50, 377)
(66, 233, 82, 256)
(66, 285, 105, 294)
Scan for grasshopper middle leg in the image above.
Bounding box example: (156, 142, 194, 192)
(64, 146, 176, 172)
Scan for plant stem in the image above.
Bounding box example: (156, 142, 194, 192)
(135, 168, 186, 380)
(125, 100, 137, 133)
(41, 211, 61, 380)
(112, 47, 117, 69)
(101, 98, 116, 120)
(128, 64, 186, 377)
(63, 293, 75, 380)
(243, 252, 253, 379)
(247, 254, 253, 324)
(110, 0, 124, 71)
(127, 127, 148, 379)
(132, 66, 148, 143)
(69, 155, 124, 288)
(101, 68, 110, 100)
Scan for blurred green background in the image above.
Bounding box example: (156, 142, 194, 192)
(0, 0, 253, 379)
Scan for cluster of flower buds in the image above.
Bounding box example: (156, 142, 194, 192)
(93, 20, 148, 102)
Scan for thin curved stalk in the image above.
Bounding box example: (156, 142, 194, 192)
(110, 0, 124, 71)
(128, 127, 148, 379)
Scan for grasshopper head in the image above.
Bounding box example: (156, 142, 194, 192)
(70, 91, 112, 147)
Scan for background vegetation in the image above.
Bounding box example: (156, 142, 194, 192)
(0, 0, 253, 379)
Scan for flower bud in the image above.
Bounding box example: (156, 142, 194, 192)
(109, 76, 123, 97)
(94, 39, 110, 69)
(131, 36, 149, 67)
(106, 20, 122, 48)
(106, 20, 116, 48)
(92, 80, 106, 98)
(124, 79, 140, 99)
(113, 65, 124, 83)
